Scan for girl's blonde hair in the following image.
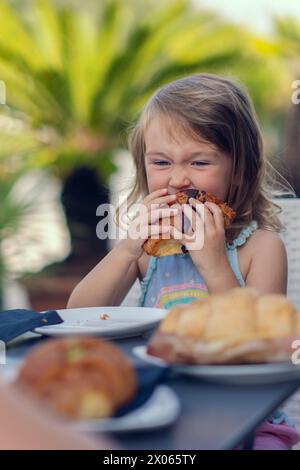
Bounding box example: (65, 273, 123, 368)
(117, 73, 294, 241)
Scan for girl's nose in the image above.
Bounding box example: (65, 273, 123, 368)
(169, 166, 191, 188)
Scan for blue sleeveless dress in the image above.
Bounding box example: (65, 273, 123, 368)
(137, 220, 298, 437)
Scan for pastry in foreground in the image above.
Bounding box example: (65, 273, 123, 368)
(16, 337, 137, 419)
(143, 188, 236, 257)
(147, 288, 300, 364)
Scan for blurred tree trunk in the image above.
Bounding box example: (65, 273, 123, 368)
(59, 166, 110, 274)
(283, 104, 300, 196)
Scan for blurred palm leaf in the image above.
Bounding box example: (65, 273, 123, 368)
(274, 16, 300, 52)
(0, 0, 253, 181)
(0, 171, 44, 239)
(0, 171, 37, 290)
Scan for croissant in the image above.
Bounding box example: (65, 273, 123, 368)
(147, 288, 300, 364)
(143, 189, 236, 257)
(16, 337, 137, 419)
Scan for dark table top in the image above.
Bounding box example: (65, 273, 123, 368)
(5, 332, 300, 450)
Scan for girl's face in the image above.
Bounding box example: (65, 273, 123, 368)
(144, 116, 233, 201)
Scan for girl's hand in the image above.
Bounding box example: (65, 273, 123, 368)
(168, 198, 229, 276)
(122, 188, 178, 261)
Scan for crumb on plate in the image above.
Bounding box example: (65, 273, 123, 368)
(100, 313, 110, 320)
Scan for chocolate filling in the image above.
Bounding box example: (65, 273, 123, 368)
(184, 188, 199, 199)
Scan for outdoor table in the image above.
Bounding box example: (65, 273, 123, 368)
(5, 333, 300, 450)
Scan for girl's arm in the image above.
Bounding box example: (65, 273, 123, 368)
(67, 190, 178, 308)
(197, 230, 287, 295)
(244, 230, 288, 295)
(67, 239, 139, 308)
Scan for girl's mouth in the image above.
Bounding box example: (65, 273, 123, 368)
(168, 188, 200, 197)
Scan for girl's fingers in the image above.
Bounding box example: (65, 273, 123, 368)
(180, 203, 205, 250)
(143, 188, 168, 204)
(145, 224, 171, 239)
(168, 224, 203, 251)
(144, 189, 176, 207)
(133, 218, 172, 240)
(168, 225, 184, 242)
(204, 201, 225, 232)
(169, 203, 182, 232)
(188, 198, 206, 221)
(149, 207, 178, 224)
(189, 198, 215, 233)
(130, 207, 178, 236)
(182, 203, 201, 233)
(147, 194, 177, 208)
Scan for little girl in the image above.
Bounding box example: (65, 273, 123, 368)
(68, 73, 300, 450)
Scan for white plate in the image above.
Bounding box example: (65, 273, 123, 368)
(133, 346, 300, 385)
(1, 366, 180, 433)
(34, 307, 167, 339)
(71, 386, 180, 433)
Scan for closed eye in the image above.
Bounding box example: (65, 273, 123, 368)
(152, 160, 210, 167)
(191, 161, 209, 166)
(153, 160, 170, 166)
